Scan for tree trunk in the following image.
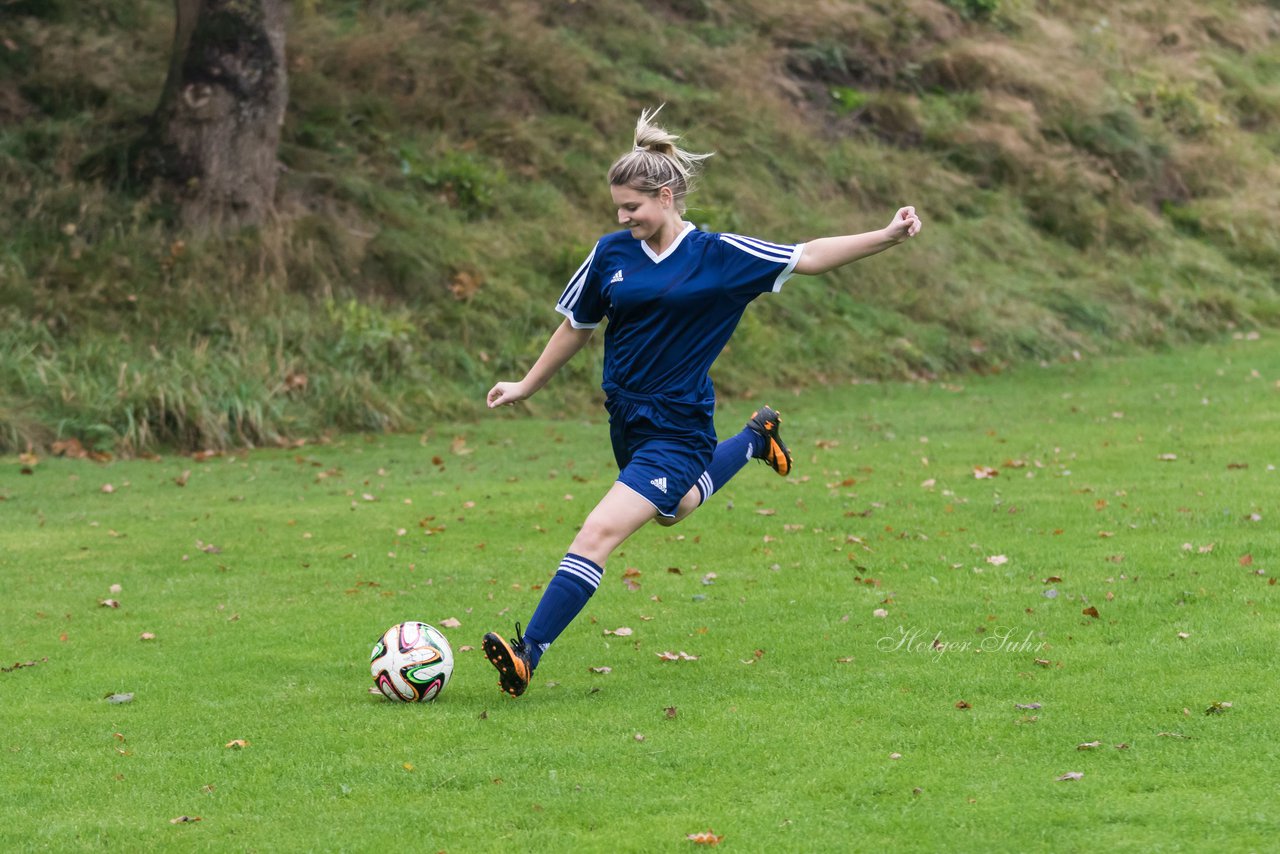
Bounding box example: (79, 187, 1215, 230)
(146, 0, 288, 232)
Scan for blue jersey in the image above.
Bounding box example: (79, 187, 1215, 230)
(556, 223, 803, 406)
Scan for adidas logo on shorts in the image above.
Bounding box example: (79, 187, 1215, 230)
(650, 477, 668, 494)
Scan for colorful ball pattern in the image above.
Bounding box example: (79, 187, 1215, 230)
(370, 621, 454, 702)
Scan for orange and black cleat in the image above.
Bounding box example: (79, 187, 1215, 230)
(746, 405, 792, 477)
(482, 623, 535, 697)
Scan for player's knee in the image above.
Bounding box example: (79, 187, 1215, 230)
(571, 515, 632, 558)
(571, 521, 612, 555)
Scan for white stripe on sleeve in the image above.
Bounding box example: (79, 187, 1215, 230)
(719, 233, 796, 264)
(557, 244, 598, 312)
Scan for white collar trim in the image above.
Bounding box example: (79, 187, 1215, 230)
(641, 222, 695, 263)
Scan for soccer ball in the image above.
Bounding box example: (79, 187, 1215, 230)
(370, 621, 454, 702)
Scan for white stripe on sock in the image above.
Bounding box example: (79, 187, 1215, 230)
(697, 471, 714, 503)
(560, 556, 603, 589)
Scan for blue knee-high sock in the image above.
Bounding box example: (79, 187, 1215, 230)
(522, 553, 604, 668)
(695, 427, 765, 503)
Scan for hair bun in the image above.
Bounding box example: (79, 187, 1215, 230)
(607, 105, 714, 215)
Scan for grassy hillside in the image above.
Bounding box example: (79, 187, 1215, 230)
(2, 0, 1279, 453)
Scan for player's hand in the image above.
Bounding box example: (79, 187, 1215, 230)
(886, 206, 922, 242)
(487, 381, 530, 409)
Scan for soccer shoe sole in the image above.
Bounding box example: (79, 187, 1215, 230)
(750, 407, 792, 477)
(482, 632, 532, 697)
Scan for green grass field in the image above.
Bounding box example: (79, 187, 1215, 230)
(2, 337, 1277, 852)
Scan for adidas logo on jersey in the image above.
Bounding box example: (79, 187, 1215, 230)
(610, 270, 624, 283)
(650, 477, 668, 494)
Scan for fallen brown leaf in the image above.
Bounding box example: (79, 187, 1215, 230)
(656, 651, 698, 662)
(449, 270, 483, 301)
(687, 830, 723, 846)
(51, 440, 87, 459)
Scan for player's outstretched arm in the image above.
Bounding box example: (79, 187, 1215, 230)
(487, 318, 595, 408)
(794, 206, 922, 276)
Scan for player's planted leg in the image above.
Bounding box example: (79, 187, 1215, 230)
(482, 486, 655, 697)
(482, 553, 602, 696)
(482, 555, 596, 698)
(482, 623, 536, 698)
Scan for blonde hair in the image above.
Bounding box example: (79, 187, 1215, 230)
(607, 106, 713, 214)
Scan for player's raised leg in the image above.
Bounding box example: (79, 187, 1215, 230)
(683, 405, 792, 515)
(746, 405, 792, 476)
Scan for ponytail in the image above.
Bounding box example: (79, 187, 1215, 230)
(607, 106, 713, 214)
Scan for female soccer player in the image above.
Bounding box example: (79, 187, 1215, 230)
(482, 107, 922, 697)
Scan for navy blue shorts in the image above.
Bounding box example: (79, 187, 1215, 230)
(605, 390, 717, 518)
